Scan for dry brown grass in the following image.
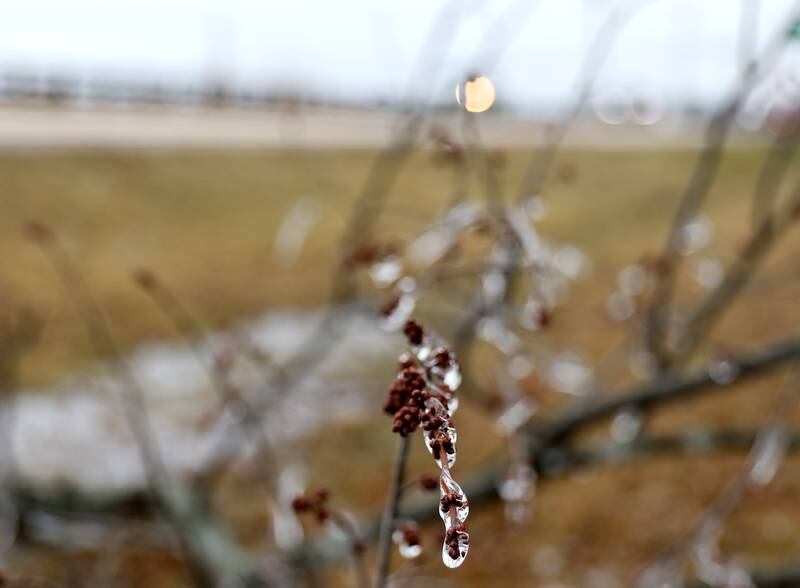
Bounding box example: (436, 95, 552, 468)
(4, 146, 796, 385)
(3, 145, 800, 586)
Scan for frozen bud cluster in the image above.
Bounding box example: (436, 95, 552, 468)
(383, 320, 470, 568)
(344, 242, 398, 271)
(291, 488, 331, 523)
(392, 520, 422, 559)
(418, 473, 439, 491)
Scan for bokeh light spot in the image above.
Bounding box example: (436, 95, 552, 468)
(455, 76, 496, 113)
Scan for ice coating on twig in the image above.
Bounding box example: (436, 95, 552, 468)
(495, 366, 537, 525)
(499, 461, 536, 525)
(369, 255, 403, 287)
(378, 292, 417, 332)
(439, 469, 469, 525)
(383, 320, 470, 568)
(442, 523, 469, 568)
(392, 521, 422, 559)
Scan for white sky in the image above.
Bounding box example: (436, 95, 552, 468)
(0, 0, 798, 110)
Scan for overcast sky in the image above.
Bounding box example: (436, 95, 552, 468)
(0, 0, 798, 111)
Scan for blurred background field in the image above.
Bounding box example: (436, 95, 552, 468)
(1, 143, 793, 387)
(3, 140, 800, 586)
(2, 1, 800, 586)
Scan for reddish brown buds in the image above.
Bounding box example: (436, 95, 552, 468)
(403, 320, 424, 346)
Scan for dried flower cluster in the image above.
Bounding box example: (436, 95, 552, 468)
(292, 488, 368, 565)
(291, 488, 332, 523)
(383, 319, 470, 568)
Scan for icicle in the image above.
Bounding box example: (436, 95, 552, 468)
(392, 521, 422, 559)
(396, 539, 422, 559)
(610, 407, 643, 444)
(407, 229, 452, 268)
(411, 333, 436, 362)
(441, 525, 469, 568)
(508, 355, 533, 380)
(607, 291, 636, 321)
(426, 346, 462, 392)
(271, 498, 305, 550)
(496, 399, 536, 435)
(478, 317, 522, 355)
(498, 461, 536, 525)
(520, 298, 549, 331)
(553, 245, 587, 280)
(749, 427, 787, 486)
(708, 357, 739, 385)
(482, 270, 507, 306)
(272, 198, 320, 266)
(369, 255, 403, 287)
(439, 469, 470, 525)
(424, 427, 457, 469)
(547, 352, 592, 395)
(694, 257, 724, 290)
(678, 215, 713, 254)
(693, 532, 754, 588)
(272, 464, 306, 550)
(379, 293, 417, 332)
(618, 264, 648, 296)
(443, 365, 462, 392)
(524, 195, 547, 222)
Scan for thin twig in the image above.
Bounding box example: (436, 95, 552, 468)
(27, 226, 275, 588)
(375, 436, 411, 588)
(327, 510, 371, 588)
(642, 1, 800, 367)
(677, 177, 800, 358)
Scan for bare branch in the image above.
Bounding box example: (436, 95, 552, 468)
(26, 226, 278, 588)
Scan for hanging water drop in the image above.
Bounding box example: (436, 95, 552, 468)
(610, 408, 643, 444)
(708, 356, 739, 385)
(607, 291, 635, 321)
